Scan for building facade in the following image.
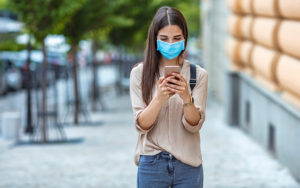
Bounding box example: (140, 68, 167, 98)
(202, 0, 300, 182)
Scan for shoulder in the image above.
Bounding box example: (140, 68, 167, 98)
(195, 64, 208, 81)
(185, 59, 208, 81)
(194, 64, 208, 87)
(130, 62, 143, 81)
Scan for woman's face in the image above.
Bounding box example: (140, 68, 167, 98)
(157, 25, 183, 43)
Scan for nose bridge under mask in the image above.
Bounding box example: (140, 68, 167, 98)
(156, 39, 185, 60)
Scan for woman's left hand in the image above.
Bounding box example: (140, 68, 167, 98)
(165, 72, 191, 103)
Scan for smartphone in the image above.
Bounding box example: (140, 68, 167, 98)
(164, 66, 181, 89)
(164, 66, 181, 78)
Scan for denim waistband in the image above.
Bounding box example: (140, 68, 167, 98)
(155, 151, 175, 160)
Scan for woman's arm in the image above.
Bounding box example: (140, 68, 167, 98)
(182, 95, 201, 126)
(167, 77, 200, 126)
(130, 65, 175, 133)
(137, 95, 164, 131)
(166, 70, 208, 133)
(137, 77, 175, 130)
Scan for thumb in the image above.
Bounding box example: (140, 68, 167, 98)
(158, 77, 164, 84)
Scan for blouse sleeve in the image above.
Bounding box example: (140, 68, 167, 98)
(129, 64, 155, 134)
(182, 66, 208, 133)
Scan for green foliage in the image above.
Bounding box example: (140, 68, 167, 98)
(8, 0, 84, 41)
(109, 0, 172, 49)
(108, 0, 200, 51)
(0, 39, 26, 51)
(177, 0, 201, 37)
(62, 0, 133, 45)
(0, 0, 7, 9)
(6, 0, 200, 52)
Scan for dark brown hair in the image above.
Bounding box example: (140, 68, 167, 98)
(141, 6, 188, 105)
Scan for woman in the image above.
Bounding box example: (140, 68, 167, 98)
(129, 6, 208, 188)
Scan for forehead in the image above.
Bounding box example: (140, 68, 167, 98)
(157, 25, 183, 37)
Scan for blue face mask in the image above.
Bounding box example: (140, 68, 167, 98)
(157, 39, 185, 60)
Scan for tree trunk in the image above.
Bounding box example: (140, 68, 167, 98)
(91, 39, 99, 111)
(25, 35, 34, 134)
(117, 46, 125, 95)
(41, 40, 48, 143)
(71, 44, 80, 125)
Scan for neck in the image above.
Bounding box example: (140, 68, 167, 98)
(160, 56, 183, 67)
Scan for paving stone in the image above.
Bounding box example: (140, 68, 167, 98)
(0, 90, 299, 188)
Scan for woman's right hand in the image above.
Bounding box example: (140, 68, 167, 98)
(136, 76, 175, 131)
(155, 76, 176, 103)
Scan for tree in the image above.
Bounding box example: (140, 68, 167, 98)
(8, 0, 83, 142)
(61, 0, 133, 124)
(108, 0, 200, 51)
(88, 28, 111, 111)
(0, 0, 7, 9)
(177, 0, 201, 37)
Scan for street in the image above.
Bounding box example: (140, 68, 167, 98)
(0, 77, 300, 187)
(2, 1, 300, 187)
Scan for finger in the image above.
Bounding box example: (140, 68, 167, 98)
(158, 77, 164, 84)
(169, 78, 187, 87)
(167, 87, 180, 94)
(167, 87, 184, 94)
(165, 75, 176, 81)
(162, 76, 175, 85)
(161, 87, 169, 92)
(172, 72, 185, 82)
(165, 90, 175, 97)
(159, 80, 168, 88)
(166, 83, 185, 91)
(162, 79, 168, 85)
(167, 78, 181, 86)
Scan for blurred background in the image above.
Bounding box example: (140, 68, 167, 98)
(0, 0, 299, 187)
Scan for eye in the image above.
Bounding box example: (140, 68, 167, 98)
(160, 38, 168, 41)
(174, 37, 182, 41)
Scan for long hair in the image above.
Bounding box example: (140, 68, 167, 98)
(142, 6, 188, 105)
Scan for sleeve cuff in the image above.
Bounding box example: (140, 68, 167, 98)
(134, 110, 156, 134)
(182, 106, 206, 133)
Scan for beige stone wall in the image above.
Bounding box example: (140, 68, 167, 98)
(226, 0, 300, 109)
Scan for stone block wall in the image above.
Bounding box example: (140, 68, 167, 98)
(226, 0, 300, 109)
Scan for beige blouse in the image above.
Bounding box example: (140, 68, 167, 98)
(129, 59, 208, 167)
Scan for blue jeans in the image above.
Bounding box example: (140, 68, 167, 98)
(137, 151, 203, 188)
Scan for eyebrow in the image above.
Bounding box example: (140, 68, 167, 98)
(159, 34, 183, 38)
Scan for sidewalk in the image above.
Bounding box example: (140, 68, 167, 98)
(0, 90, 300, 187)
(202, 96, 300, 188)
